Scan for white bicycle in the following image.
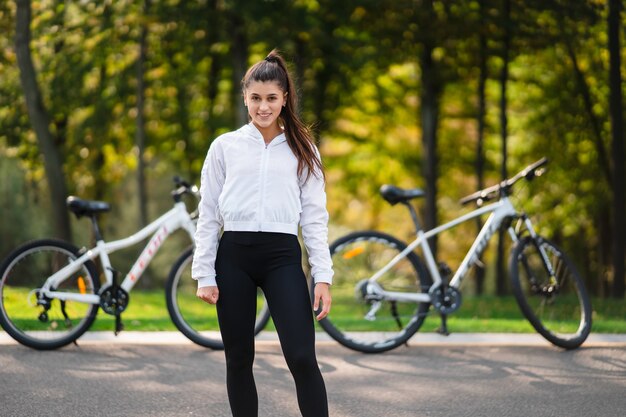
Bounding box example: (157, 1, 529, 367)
(316, 158, 592, 353)
(0, 178, 270, 350)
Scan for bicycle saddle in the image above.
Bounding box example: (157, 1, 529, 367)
(379, 185, 425, 205)
(66, 196, 111, 218)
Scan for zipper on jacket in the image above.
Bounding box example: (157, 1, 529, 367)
(258, 143, 271, 230)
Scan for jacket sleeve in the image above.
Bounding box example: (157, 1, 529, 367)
(299, 150, 334, 285)
(191, 141, 225, 288)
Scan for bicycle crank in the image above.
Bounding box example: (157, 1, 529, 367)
(99, 285, 130, 315)
(429, 285, 462, 315)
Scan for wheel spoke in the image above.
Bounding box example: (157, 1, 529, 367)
(317, 231, 431, 353)
(510, 237, 591, 349)
(0, 240, 99, 349)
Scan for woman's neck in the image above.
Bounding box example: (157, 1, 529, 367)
(253, 123, 283, 144)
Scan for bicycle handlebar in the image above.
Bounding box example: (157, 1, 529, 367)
(459, 157, 548, 206)
(172, 176, 200, 202)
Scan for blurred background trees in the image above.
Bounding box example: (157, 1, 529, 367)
(0, 0, 623, 298)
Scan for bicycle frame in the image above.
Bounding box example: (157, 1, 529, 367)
(368, 195, 543, 303)
(38, 201, 196, 305)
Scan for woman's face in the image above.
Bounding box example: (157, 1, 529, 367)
(244, 81, 287, 133)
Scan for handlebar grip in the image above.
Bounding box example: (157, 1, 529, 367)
(459, 183, 500, 206)
(173, 175, 192, 188)
(522, 157, 548, 176)
(459, 193, 480, 206)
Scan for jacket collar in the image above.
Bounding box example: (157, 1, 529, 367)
(243, 122, 287, 147)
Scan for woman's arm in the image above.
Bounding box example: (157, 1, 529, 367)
(191, 141, 225, 290)
(299, 150, 333, 318)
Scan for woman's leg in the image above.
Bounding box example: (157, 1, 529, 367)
(215, 236, 259, 417)
(261, 263, 329, 417)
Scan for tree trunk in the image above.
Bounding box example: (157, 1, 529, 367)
(136, 0, 150, 227)
(474, 0, 488, 295)
(15, 0, 71, 241)
(608, 0, 625, 298)
(420, 0, 441, 258)
(496, 0, 511, 296)
(205, 0, 222, 145)
(230, 13, 248, 128)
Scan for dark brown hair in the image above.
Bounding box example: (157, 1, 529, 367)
(241, 49, 324, 182)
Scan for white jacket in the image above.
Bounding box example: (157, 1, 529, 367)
(191, 123, 334, 288)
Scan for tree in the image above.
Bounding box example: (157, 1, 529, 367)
(418, 0, 442, 257)
(495, 0, 512, 295)
(15, 0, 71, 241)
(136, 0, 150, 227)
(474, 0, 490, 294)
(608, 0, 625, 298)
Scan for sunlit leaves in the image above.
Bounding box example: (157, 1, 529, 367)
(0, 0, 620, 292)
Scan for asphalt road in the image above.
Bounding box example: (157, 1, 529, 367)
(1, 337, 626, 417)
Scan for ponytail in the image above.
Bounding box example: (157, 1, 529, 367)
(242, 50, 324, 182)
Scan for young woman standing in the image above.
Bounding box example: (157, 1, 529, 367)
(191, 50, 332, 417)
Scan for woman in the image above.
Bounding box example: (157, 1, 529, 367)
(191, 50, 332, 417)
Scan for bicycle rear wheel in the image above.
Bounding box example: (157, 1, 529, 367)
(510, 236, 592, 349)
(316, 231, 432, 353)
(0, 239, 100, 350)
(165, 248, 271, 349)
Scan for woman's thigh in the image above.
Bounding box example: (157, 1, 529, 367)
(261, 263, 315, 353)
(215, 237, 258, 348)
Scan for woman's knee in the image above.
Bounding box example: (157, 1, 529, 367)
(225, 346, 255, 372)
(284, 350, 319, 376)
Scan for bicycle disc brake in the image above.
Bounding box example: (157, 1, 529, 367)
(429, 285, 462, 315)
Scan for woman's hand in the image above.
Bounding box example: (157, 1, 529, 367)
(313, 282, 331, 321)
(197, 286, 219, 304)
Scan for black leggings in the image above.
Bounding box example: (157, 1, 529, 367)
(215, 231, 328, 417)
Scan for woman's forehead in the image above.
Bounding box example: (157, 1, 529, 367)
(245, 80, 284, 95)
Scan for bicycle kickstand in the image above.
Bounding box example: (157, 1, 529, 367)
(436, 314, 450, 336)
(115, 313, 124, 335)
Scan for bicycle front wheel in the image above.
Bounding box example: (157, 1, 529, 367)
(165, 248, 271, 349)
(0, 239, 100, 350)
(510, 236, 592, 349)
(317, 231, 432, 353)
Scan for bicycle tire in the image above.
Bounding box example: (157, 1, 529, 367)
(510, 236, 592, 349)
(314, 231, 432, 353)
(165, 247, 271, 349)
(0, 239, 100, 350)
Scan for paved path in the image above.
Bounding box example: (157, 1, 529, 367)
(1, 332, 626, 416)
(2, 331, 626, 346)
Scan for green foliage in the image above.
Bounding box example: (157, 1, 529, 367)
(0, 0, 622, 295)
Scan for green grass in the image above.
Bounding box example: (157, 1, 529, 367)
(91, 290, 179, 331)
(3, 288, 626, 333)
(79, 292, 626, 334)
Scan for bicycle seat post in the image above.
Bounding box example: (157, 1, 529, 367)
(89, 215, 104, 242)
(402, 202, 422, 234)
